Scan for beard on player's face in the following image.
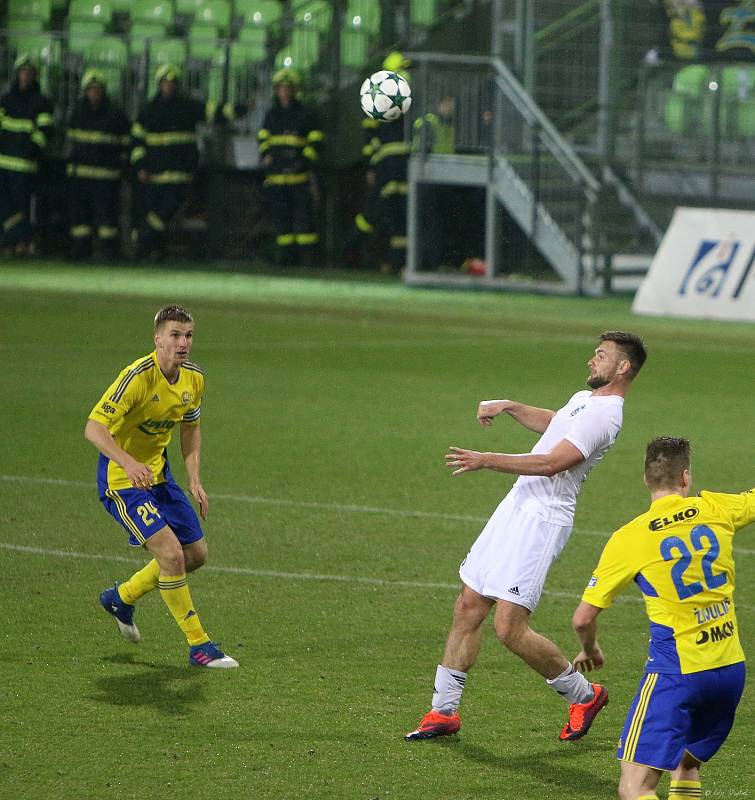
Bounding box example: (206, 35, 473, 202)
(587, 373, 611, 389)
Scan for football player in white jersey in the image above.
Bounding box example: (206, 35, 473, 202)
(405, 331, 647, 742)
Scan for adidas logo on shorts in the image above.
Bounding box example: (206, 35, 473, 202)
(508, 586, 520, 596)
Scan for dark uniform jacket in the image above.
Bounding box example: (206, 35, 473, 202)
(362, 118, 409, 199)
(131, 93, 213, 184)
(258, 99, 324, 185)
(0, 79, 54, 174)
(67, 96, 130, 180)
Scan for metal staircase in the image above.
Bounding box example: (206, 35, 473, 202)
(405, 54, 662, 294)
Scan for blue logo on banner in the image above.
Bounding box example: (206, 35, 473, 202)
(679, 240, 740, 297)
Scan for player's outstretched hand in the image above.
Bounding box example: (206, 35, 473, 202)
(446, 446, 486, 475)
(190, 482, 209, 520)
(573, 646, 605, 673)
(477, 399, 509, 427)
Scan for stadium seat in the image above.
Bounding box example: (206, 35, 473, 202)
(8, 0, 52, 23)
(231, 39, 266, 67)
(188, 24, 219, 60)
(68, 0, 113, 27)
(68, 22, 108, 56)
(130, 22, 169, 51)
(131, 0, 174, 27)
(290, 28, 320, 70)
(294, 0, 332, 34)
(83, 36, 129, 95)
(6, 18, 46, 35)
(721, 64, 755, 139)
(148, 37, 188, 69)
(235, 0, 283, 28)
(237, 25, 267, 51)
(663, 64, 712, 136)
(175, 0, 205, 14)
(346, 0, 380, 36)
(340, 26, 370, 71)
(111, 0, 134, 12)
(193, 0, 232, 34)
(410, 0, 438, 28)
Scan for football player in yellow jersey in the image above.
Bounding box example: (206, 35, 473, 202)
(571, 437, 754, 800)
(85, 304, 238, 668)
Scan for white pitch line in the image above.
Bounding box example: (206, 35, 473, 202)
(2, 473, 755, 556)
(2, 541, 754, 612)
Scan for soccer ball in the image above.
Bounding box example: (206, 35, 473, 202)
(360, 70, 412, 122)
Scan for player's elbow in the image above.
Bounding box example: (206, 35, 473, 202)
(572, 604, 598, 632)
(84, 418, 103, 444)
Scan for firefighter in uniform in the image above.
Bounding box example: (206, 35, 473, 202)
(66, 70, 130, 260)
(0, 54, 54, 256)
(258, 68, 324, 266)
(354, 51, 411, 273)
(131, 64, 220, 261)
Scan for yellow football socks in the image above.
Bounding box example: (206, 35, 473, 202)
(158, 573, 210, 646)
(118, 559, 160, 604)
(634, 795, 659, 800)
(669, 780, 702, 798)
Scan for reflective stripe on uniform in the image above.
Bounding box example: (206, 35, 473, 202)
(3, 212, 24, 232)
(264, 172, 310, 186)
(276, 233, 295, 246)
(370, 140, 410, 165)
(67, 128, 130, 145)
(379, 180, 408, 198)
(144, 131, 197, 146)
(147, 171, 193, 184)
(295, 232, 319, 245)
(70, 224, 92, 238)
(355, 212, 374, 233)
(1, 116, 34, 132)
(390, 235, 408, 250)
(266, 134, 307, 147)
(98, 225, 119, 239)
(130, 146, 146, 163)
(146, 211, 166, 231)
(0, 154, 37, 173)
(67, 164, 121, 180)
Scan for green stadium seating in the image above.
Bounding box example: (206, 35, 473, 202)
(346, 0, 380, 36)
(230, 39, 266, 66)
(68, 22, 107, 55)
(111, 0, 134, 12)
(188, 24, 219, 60)
(235, 0, 283, 28)
(193, 0, 231, 34)
(83, 37, 129, 95)
(294, 0, 332, 34)
(132, 0, 174, 27)
(7, 18, 46, 35)
(290, 27, 320, 69)
(410, 0, 438, 28)
(237, 25, 267, 49)
(69, 0, 113, 26)
(148, 37, 189, 68)
(340, 26, 369, 70)
(130, 22, 169, 51)
(721, 64, 755, 139)
(663, 64, 712, 136)
(8, 0, 52, 23)
(175, 0, 205, 14)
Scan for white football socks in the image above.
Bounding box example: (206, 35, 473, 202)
(546, 663, 594, 704)
(432, 664, 467, 714)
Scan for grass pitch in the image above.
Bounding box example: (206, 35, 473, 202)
(1, 263, 753, 800)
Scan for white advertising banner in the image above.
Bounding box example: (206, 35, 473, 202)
(633, 207, 755, 322)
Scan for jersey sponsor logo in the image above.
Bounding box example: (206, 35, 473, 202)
(693, 599, 731, 626)
(648, 507, 699, 531)
(100, 401, 116, 414)
(696, 620, 735, 645)
(587, 576, 598, 588)
(507, 585, 520, 596)
(181, 391, 193, 405)
(569, 404, 586, 417)
(138, 418, 176, 435)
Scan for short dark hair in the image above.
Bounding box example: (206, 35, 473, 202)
(599, 331, 647, 378)
(154, 304, 193, 330)
(644, 436, 691, 490)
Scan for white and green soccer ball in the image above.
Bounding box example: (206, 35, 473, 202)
(360, 70, 412, 122)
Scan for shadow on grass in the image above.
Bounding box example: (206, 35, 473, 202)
(90, 653, 206, 716)
(437, 738, 617, 797)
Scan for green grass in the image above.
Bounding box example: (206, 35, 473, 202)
(1, 264, 754, 800)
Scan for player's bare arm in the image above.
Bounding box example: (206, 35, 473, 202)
(181, 422, 208, 520)
(84, 419, 153, 488)
(476, 399, 555, 433)
(446, 438, 584, 477)
(571, 601, 605, 673)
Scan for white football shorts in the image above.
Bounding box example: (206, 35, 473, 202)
(458, 492, 573, 611)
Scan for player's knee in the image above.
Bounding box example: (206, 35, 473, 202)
(453, 591, 490, 627)
(493, 614, 526, 649)
(185, 541, 208, 572)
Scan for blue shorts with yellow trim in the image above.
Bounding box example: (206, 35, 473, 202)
(618, 662, 745, 771)
(102, 480, 204, 547)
